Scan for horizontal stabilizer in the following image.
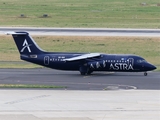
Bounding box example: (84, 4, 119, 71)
(5, 32, 28, 35)
(64, 53, 101, 61)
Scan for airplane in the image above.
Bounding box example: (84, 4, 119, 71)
(6, 31, 156, 76)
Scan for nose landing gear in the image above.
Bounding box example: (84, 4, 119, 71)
(144, 72, 147, 76)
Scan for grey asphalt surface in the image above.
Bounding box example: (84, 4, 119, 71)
(0, 68, 159, 90)
(1, 27, 160, 33)
(1, 27, 160, 36)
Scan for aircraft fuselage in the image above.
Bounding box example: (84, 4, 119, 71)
(21, 53, 156, 73)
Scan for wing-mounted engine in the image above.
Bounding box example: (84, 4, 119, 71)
(88, 60, 106, 70)
(79, 60, 106, 75)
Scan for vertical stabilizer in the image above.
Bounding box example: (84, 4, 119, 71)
(6, 32, 44, 55)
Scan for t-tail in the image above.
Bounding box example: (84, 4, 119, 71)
(6, 32, 44, 55)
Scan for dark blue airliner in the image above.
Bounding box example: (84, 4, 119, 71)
(7, 32, 156, 76)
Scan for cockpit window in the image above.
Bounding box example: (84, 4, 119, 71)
(137, 59, 147, 63)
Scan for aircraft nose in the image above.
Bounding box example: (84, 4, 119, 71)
(152, 65, 157, 70)
(145, 63, 157, 71)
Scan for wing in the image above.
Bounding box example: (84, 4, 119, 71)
(64, 53, 101, 61)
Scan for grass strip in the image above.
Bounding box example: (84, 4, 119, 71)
(0, 62, 42, 68)
(0, 84, 66, 89)
(0, 0, 160, 28)
(0, 35, 160, 70)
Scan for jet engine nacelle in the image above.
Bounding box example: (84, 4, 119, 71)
(88, 60, 106, 69)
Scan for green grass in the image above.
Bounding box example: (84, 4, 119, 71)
(0, 0, 160, 28)
(0, 84, 66, 89)
(0, 61, 41, 68)
(0, 35, 160, 70)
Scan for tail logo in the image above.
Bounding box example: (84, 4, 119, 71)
(20, 39, 32, 53)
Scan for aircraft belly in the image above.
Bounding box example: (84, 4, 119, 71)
(50, 62, 79, 70)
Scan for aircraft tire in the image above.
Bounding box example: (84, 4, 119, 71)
(87, 70, 93, 75)
(144, 72, 147, 76)
(79, 66, 89, 75)
(80, 72, 86, 75)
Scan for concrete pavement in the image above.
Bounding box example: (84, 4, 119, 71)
(0, 90, 159, 120)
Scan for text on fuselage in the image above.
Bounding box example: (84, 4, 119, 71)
(89, 58, 134, 70)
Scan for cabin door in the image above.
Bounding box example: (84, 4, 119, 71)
(127, 58, 134, 65)
(44, 56, 49, 65)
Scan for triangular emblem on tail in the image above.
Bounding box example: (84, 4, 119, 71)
(21, 39, 32, 53)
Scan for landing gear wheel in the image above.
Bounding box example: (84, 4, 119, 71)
(87, 70, 93, 75)
(80, 72, 86, 75)
(144, 72, 147, 76)
(79, 65, 91, 75)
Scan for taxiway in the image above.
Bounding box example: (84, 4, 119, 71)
(0, 68, 159, 90)
(1, 27, 160, 36)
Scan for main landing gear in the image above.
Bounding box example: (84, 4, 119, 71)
(144, 72, 147, 76)
(79, 66, 93, 75)
(80, 70, 93, 75)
